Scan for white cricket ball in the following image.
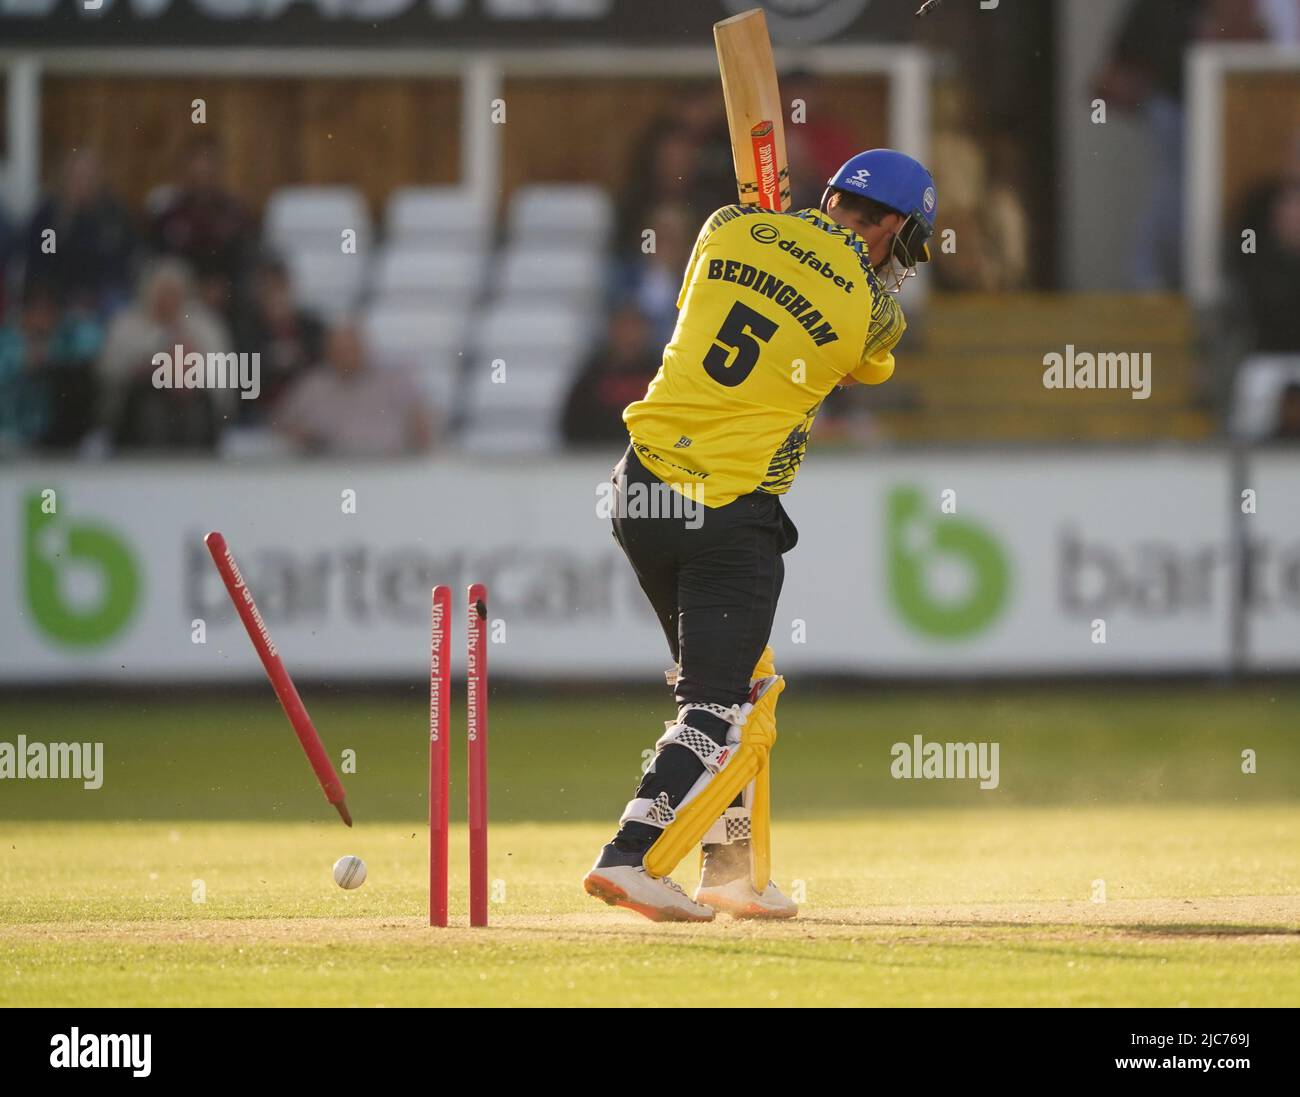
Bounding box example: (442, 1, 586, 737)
(333, 855, 367, 889)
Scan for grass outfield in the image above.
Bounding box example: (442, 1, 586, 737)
(1, 813, 1297, 1007)
(2, 685, 1299, 1006)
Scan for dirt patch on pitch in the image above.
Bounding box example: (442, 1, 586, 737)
(2, 895, 1296, 947)
(793, 894, 1300, 939)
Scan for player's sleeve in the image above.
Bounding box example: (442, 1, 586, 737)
(849, 286, 907, 385)
(677, 206, 747, 309)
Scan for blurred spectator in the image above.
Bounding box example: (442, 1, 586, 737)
(111, 360, 222, 452)
(21, 150, 136, 317)
(1251, 0, 1300, 43)
(1238, 183, 1300, 352)
(672, 83, 736, 208)
(1094, 0, 1190, 290)
(1234, 131, 1300, 250)
(1272, 382, 1300, 441)
(0, 282, 103, 454)
(273, 321, 434, 457)
(149, 137, 253, 320)
(0, 285, 59, 453)
(616, 126, 703, 255)
(99, 260, 232, 447)
(808, 384, 885, 448)
(0, 201, 13, 324)
(1095, 0, 1264, 289)
(232, 257, 324, 423)
(616, 85, 733, 254)
(783, 72, 860, 211)
(984, 134, 1031, 289)
(613, 202, 693, 346)
(930, 84, 1030, 291)
(561, 304, 661, 446)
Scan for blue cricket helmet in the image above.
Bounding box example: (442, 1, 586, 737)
(822, 149, 937, 266)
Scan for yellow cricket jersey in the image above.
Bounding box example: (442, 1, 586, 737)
(624, 205, 907, 507)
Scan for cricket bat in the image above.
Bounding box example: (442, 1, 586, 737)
(714, 7, 791, 212)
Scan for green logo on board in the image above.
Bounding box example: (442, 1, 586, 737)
(887, 486, 1010, 639)
(24, 491, 141, 647)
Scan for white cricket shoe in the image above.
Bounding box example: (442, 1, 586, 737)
(695, 876, 799, 920)
(583, 864, 716, 923)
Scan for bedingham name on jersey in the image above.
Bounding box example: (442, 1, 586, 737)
(624, 205, 906, 507)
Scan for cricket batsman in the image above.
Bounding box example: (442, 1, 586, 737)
(583, 149, 937, 921)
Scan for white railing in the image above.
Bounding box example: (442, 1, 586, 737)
(1186, 43, 1300, 305)
(0, 43, 929, 221)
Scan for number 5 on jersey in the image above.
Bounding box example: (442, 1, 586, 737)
(704, 301, 779, 387)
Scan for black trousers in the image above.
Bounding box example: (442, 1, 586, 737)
(611, 446, 797, 709)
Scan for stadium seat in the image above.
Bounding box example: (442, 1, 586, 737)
(363, 304, 469, 415)
(404, 352, 466, 414)
(463, 352, 577, 411)
(458, 351, 581, 455)
(876, 293, 1214, 443)
(385, 187, 493, 251)
(372, 248, 486, 310)
(506, 184, 613, 250)
(285, 248, 369, 318)
(218, 426, 296, 461)
(1230, 354, 1300, 440)
(265, 186, 372, 255)
(363, 303, 467, 363)
(475, 302, 593, 361)
(493, 247, 605, 306)
(458, 417, 562, 456)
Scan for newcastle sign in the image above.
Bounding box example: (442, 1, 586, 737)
(0, 0, 905, 48)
